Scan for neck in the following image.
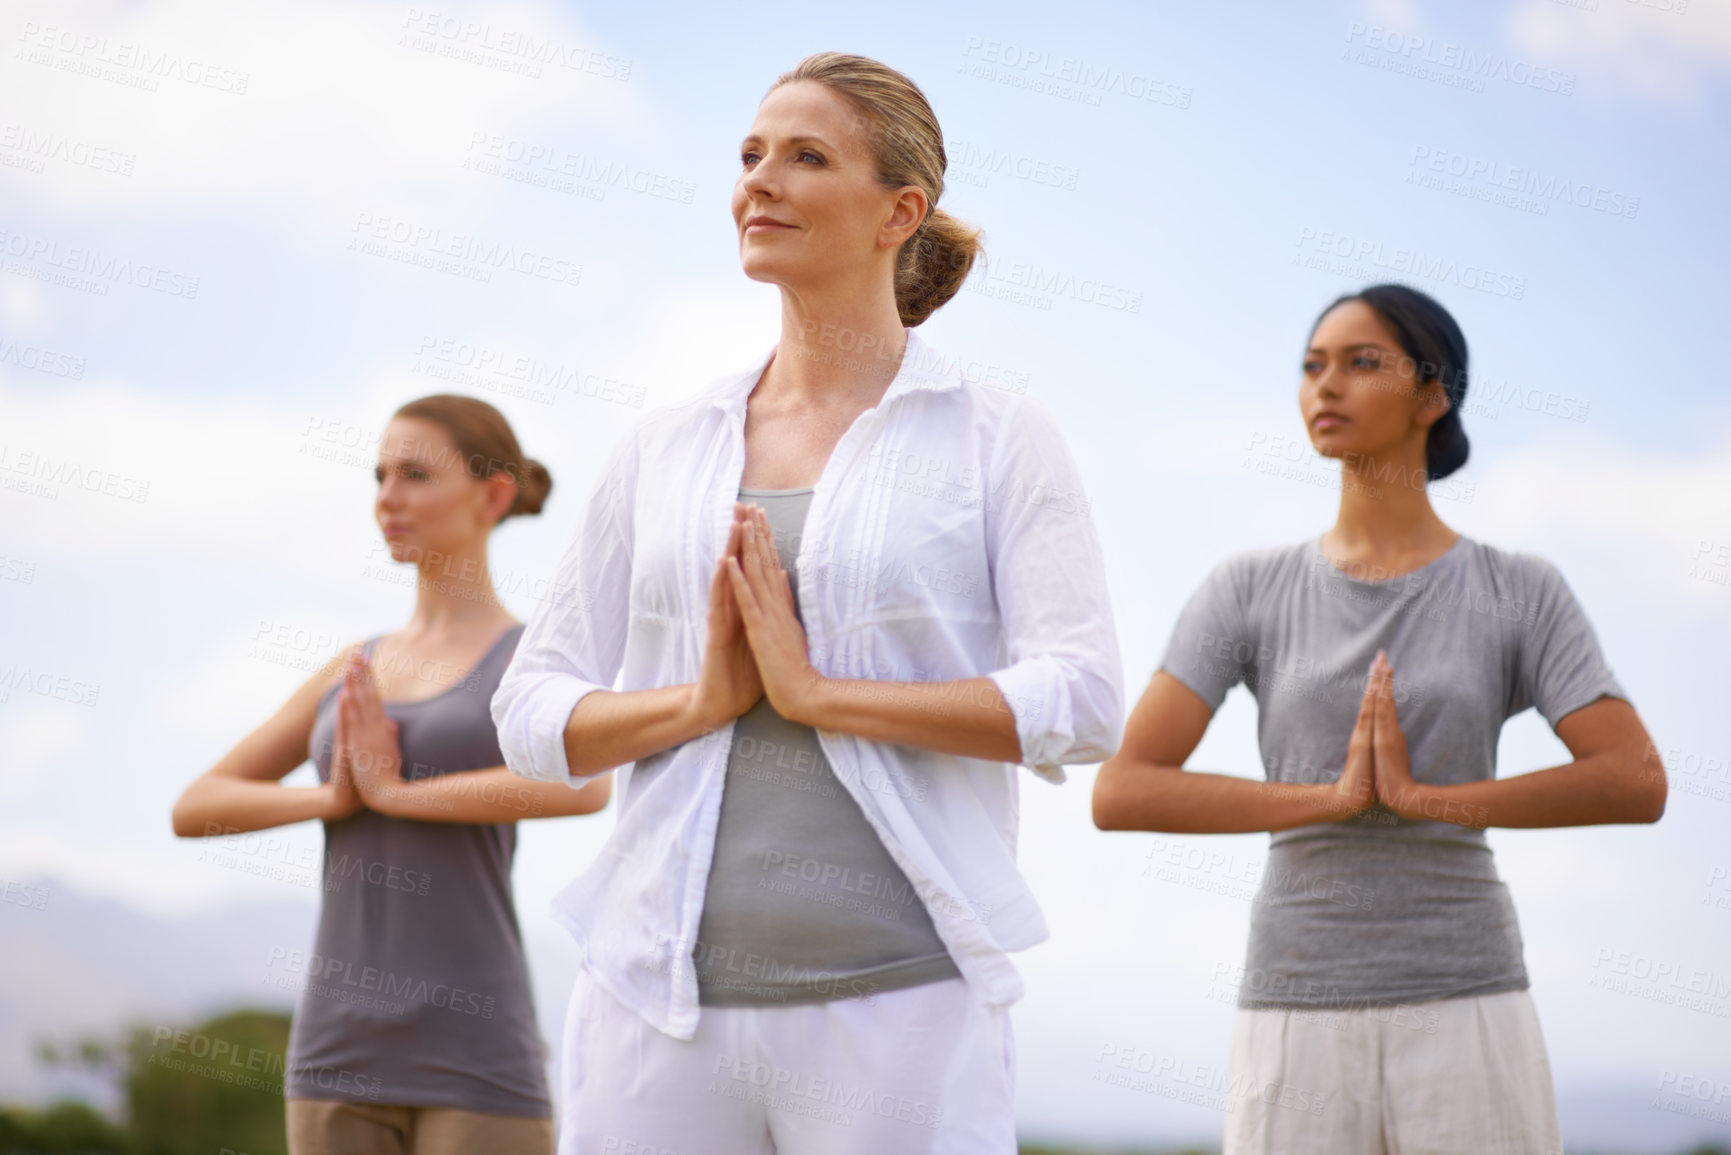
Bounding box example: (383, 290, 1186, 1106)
(1326, 448, 1455, 557)
(395, 540, 509, 636)
(762, 280, 908, 407)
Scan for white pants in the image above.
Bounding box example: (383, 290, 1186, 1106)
(556, 968, 1017, 1155)
(1221, 989, 1564, 1155)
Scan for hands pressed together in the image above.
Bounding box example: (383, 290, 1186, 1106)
(323, 651, 406, 821)
(1327, 650, 1446, 824)
(688, 501, 825, 733)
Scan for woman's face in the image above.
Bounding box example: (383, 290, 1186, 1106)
(731, 80, 925, 294)
(1300, 300, 1448, 465)
(373, 417, 514, 564)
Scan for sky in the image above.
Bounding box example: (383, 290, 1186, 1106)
(2, 0, 1729, 1146)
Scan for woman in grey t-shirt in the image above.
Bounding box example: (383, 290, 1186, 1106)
(172, 395, 611, 1154)
(1092, 284, 1666, 1155)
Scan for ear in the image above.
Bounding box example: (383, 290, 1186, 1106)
(1411, 378, 1452, 435)
(879, 185, 929, 250)
(486, 470, 519, 523)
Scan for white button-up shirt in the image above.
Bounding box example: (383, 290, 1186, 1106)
(492, 328, 1124, 1039)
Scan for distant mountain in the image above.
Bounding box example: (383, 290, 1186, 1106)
(3, 878, 1727, 1155)
(0, 877, 320, 1109)
(0, 876, 584, 1113)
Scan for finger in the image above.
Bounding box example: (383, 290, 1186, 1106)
(754, 507, 782, 573)
(741, 518, 773, 589)
(1373, 668, 1399, 734)
(1351, 660, 1378, 733)
(726, 556, 762, 622)
(708, 554, 728, 614)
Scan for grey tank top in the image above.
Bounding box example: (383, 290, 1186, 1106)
(691, 487, 960, 1006)
(285, 623, 550, 1117)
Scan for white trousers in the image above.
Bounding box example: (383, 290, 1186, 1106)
(555, 968, 1017, 1155)
(1221, 989, 1564, 1155)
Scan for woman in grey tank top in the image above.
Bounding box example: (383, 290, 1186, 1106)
(1093, 284, 1666, 1155)
(172, 395, 611, 1155)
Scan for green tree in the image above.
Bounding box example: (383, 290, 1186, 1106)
(36, 1008, 291, 1155)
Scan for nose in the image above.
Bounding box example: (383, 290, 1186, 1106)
(1312, 361, 1343, 399)
(376, 473, 404, 509)
(739, 157, 778, 203)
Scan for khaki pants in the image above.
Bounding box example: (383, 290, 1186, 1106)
(1221, 989, 1564, 1155)
(287, 1098, 554, 1155)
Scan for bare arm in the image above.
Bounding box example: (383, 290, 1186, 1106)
(170, 645, 363, 838)
(1373, 682, 1665, 828)
(1092, 670, 1376, 833)
(359, 765, 612, 823)
(727, 503, 1023, 763)
(793, 676, 1021, 762)
(558, 513, 768, 778)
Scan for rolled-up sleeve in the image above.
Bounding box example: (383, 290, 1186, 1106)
(492, 429, 639, 785)
(982, 395, 1125, 784)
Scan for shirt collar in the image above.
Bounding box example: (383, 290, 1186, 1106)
(699, 327, 964, 415)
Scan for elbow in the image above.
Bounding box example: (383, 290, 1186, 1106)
(1625, 746, 1667, 824)
(170, 794, 203, 839)
(1090, 761, 1127, 831)
(1633, 774, 1668, 825)
(577, 773, 613, 814)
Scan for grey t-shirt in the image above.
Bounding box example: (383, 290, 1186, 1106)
(1159, 536, 1627, 1010)
(287, 624, 551, 1116)
(691, 487, 960, 1006)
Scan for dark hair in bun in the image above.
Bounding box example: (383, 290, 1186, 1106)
(1311, 283, 1471, 480)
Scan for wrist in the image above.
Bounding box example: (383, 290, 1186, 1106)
(1315, 781, 1368, 823)
(681, 684, 729, 739)
(781, 669, 829, 728)
(1379, 779, 1429, 820)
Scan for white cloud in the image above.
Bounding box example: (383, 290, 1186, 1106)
(0, 0, 646, 236)
(1505, 0, 1731, 105)
(0, 703, 87, 789)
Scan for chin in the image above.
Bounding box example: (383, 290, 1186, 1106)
(738, 252, 793, 286)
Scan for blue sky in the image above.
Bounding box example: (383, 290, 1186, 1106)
(2, 0, 1728, 1145)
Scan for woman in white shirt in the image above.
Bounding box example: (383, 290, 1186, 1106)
(491, 52, 1124, 1155)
